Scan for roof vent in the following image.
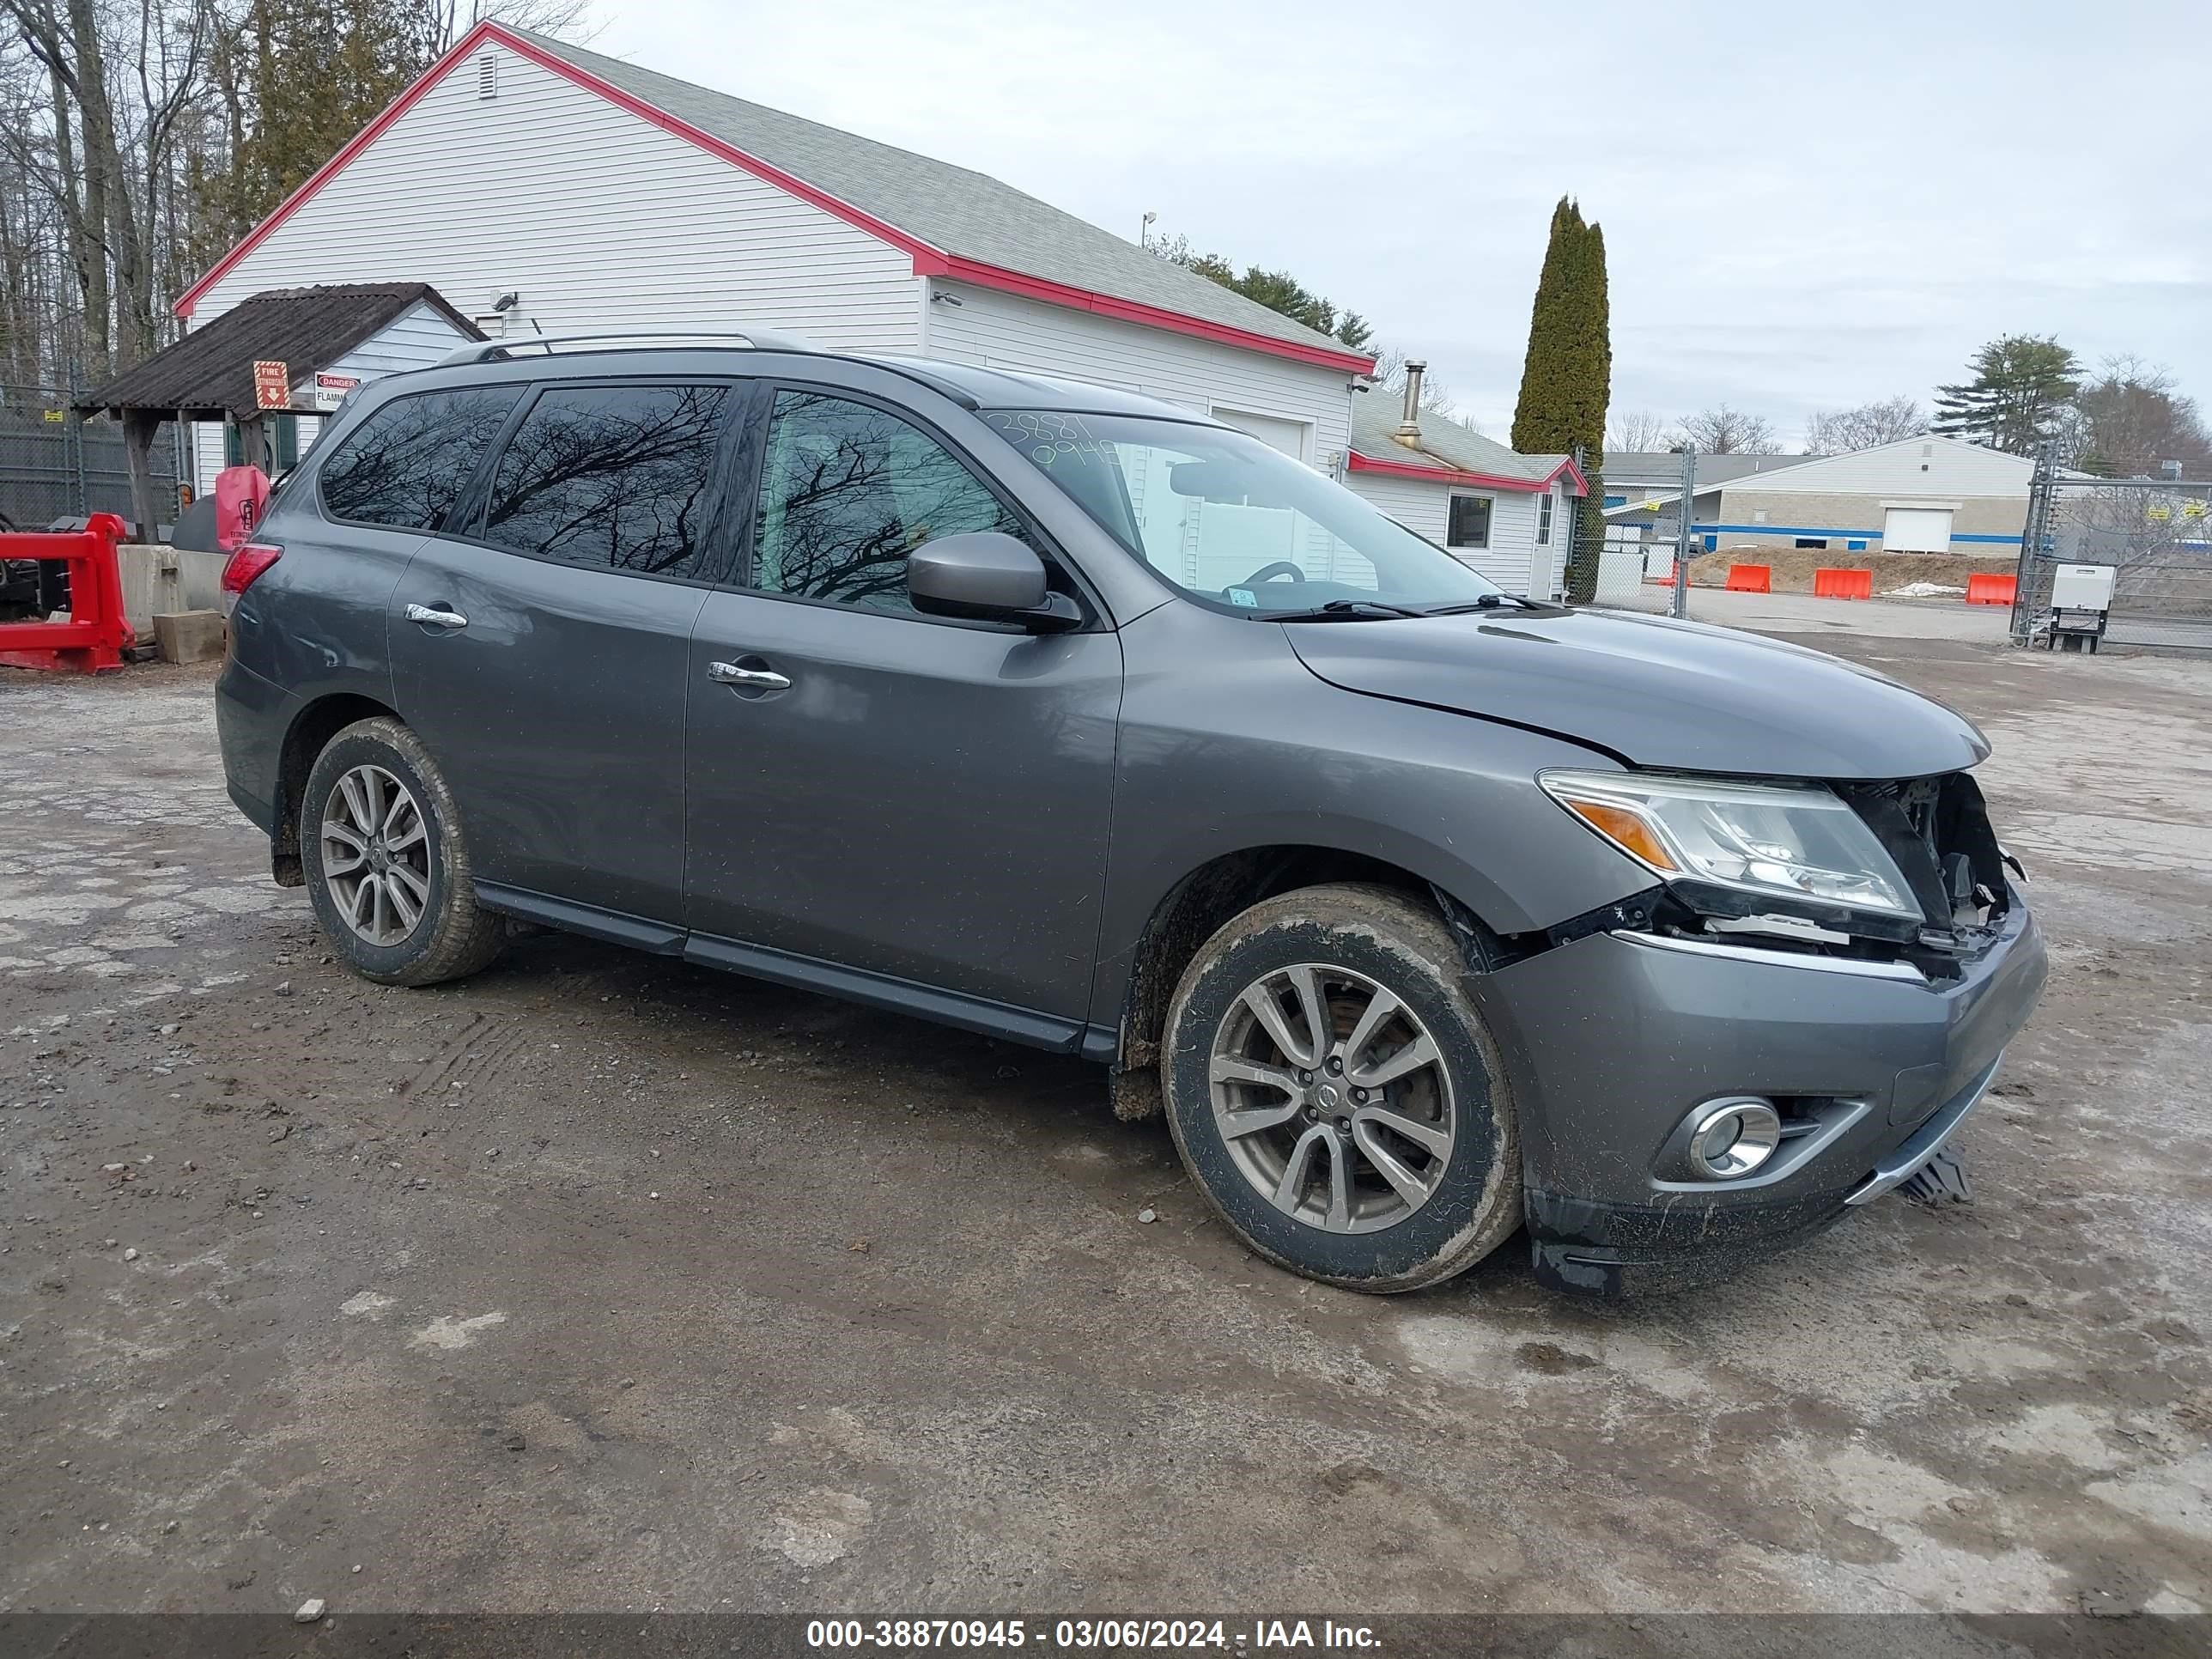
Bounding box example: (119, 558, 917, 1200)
(477, 52, 497, 100)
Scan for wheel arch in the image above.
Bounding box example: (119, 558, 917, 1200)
(1109, 844, 1462, 1118)
(270, 692, 402, 885)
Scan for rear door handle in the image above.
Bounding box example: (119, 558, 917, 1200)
(404, 603, 468, 629)
(707, 659, 790, 690)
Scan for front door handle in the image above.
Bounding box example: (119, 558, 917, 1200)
(404, 603, 469, 629)
(707, 659, 791, 691)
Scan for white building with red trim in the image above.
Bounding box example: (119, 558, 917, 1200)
(1342, 382, 1586, 599)
(177, 21, 1380, 495)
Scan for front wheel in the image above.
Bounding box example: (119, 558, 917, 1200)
(301, 717, 504, 987)
(1161, 884, 1521, 1293)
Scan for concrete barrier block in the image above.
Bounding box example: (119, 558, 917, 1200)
(117, 544, 230, 631)
(152, 610, 227, 665)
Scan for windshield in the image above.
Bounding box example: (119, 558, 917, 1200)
(980, 410, 1505, 615)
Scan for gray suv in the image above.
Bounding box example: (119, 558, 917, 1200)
(214, 336, 2046, 1296)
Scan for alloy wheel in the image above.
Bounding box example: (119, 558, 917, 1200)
(319, 763, 432, 947)
(1207, 963, 1455, 1233)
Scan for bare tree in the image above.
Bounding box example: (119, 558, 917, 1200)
(112, 0, 211, 364)
(1803, 395, 1924, 456)
(428, 0, 599, 52)
(1606, 408, 1668, 452)
(0, 0, 601, 389)
(3, 0, 214, 376)
(1369, 347, 1461, 422)
(3, 0, 112, 373)
(2071, 356, 2212, 477)
(1671, 404, 1780, 455)
(0, 49, 64, 380)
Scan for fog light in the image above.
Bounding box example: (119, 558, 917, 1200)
(1688, 1098, 1783, 1179)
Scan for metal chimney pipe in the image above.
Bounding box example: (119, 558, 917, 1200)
(1397, 362, 1425, 438)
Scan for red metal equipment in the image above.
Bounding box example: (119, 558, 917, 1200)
(0, 513, 132, 674)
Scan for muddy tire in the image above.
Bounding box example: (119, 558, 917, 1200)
(301, 717, 503, 988)
(1162, 883, 1521, 1293)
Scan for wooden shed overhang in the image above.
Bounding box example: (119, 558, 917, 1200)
(76, 283, 479, 536)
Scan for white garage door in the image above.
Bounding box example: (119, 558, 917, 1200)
(1884, 507, 1954, 553)
(1213, 407, 1310, 463)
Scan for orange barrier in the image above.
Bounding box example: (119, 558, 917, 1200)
(1813, 567, 1873, 599)
(1966, 573, 2017, 606)
(0, 513, 131, 674)
(1724, 564, 1771, 592)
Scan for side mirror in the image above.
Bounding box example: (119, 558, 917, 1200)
(908, 532, 1079, 629)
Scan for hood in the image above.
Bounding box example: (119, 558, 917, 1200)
(1285, 606, 1989, 781)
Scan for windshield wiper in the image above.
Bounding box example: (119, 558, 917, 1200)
(1269, 599, 1431, 622)
(1417, 593, 1536, 616)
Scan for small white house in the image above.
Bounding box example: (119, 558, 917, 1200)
(1341, 374, 1587, 597)
(176, 21, 1374, 495)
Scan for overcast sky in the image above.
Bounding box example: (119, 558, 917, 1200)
(592, 0, 2209, 448)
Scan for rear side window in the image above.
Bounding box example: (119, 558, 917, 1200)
(751, 390, 1028, 614)
(481, 383, 733, 578)
(319, 386, 521, 530)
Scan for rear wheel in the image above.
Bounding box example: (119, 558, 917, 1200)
(1162, 884, 1521, 1293)
(301, 718, 503, 987)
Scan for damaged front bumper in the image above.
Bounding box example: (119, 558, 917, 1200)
(1469, 890, 2046, 1297)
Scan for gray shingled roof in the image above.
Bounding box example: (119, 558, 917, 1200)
(1347, 394, 1571, 488)
(513, 28, 1362, 362)
(1605, 452, 1799, 490)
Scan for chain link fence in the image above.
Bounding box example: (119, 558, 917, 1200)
(2012, 464, 2212, 650)
(0, 381, 185, 534)
(1587, 451, 1696, 615)
(1593, 513, 1681, 612)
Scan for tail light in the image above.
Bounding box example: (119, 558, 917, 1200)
(219, 542, 283, 617)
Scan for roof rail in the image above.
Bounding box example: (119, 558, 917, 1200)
(434, 327, 818, 368)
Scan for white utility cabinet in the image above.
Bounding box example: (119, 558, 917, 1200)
(2051, 563, 2117, 612)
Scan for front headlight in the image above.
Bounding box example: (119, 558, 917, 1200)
(1539, 769, 1918, 918)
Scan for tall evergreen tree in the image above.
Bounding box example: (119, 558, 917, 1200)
(1931, 335, 2080, 456)
(1511, 198, 1611, 602)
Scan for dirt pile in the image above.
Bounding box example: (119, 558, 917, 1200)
(1687, 548, 2018, 593)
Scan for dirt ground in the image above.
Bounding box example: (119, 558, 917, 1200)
(1686, 549, 2018, 594)
(3, 635, 2210, 1620)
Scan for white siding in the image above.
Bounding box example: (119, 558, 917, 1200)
(1346, 471, 1553, 596)
(925, 281, 1354, 468)
(1349, 472, 1449, 541)
(325, 301, 471, 377)
(190, 42, 922, 351)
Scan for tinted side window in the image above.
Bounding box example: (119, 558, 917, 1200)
(482, 383, 733, 578)
(319, 386, 521, 530)
(752, 391, 1028, 614)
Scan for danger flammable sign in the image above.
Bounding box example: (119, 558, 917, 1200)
(252, 360, 290, 410)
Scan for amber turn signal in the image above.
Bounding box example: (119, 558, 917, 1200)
(1565, 799, 1680, 872)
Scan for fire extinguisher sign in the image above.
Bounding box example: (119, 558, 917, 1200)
(252, 360, 290, 410)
